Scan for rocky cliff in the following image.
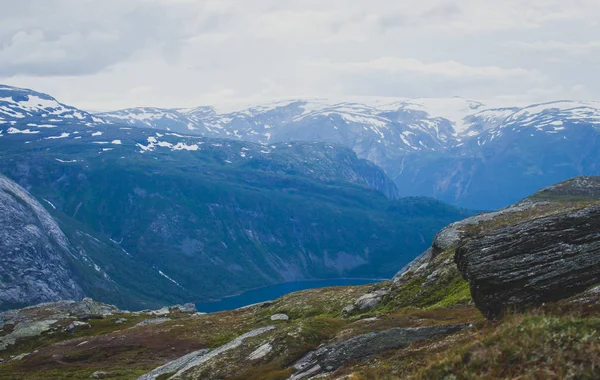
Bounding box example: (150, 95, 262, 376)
(0, 174, 84, 310)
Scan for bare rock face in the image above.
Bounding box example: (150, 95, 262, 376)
(455, 204, 600, 319)
(0, 174, 84, 310)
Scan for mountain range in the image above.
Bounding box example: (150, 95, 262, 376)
(0, 84, 475, 311)
(4, 84, 598, 209)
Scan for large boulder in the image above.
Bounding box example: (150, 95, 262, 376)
(455, 203, 600, 319)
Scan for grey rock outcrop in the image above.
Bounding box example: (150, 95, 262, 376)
(0, 319, 58, 351)
(354, 289, 389, 311)
(139, 326, 276, 379)
(66, 321, 91, 332)
(137, 348, 210, 380)
(0, 174, 84, 310)
(455, 203, 600, 319)
(170, 303, 197, 314)
(247, 342, 273, 360)
(134, 318, 171, 328)
(0, 299, 119, 327)
(289, 324, 470, 379)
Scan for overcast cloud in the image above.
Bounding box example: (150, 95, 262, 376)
(0, 0, 599, 110)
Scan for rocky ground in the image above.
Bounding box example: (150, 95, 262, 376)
(1, 176, 599, 379)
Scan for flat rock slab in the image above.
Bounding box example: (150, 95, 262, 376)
(139, 325, 276, 380)
(456, 204, 600, 319)
(290, 324, 469, 379)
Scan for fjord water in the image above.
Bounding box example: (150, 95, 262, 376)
(195, 278, 383, 313)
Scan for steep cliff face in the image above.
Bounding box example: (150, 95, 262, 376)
(0, 174, 84, 310)
(0, 174, 205, 312)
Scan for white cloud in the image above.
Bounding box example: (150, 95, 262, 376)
(505, 40, 600, 59)
(0, 0, 599, 109)
(315, 57, 542, 80)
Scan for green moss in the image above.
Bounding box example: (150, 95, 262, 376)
(428, 278, 472, 309)
(0, 366, 148, 380)
(207, 331, 240, 348)
(299, 315, 345, 346)
(379, 250, 471, 313)
(416, 315, 600, 379)
(230, 365, 293, 380)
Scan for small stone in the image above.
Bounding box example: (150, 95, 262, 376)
(67, 321, 91, 332)
(114, 318, 128, 324)
(134, 318, 171, 328)
(354, 289, 388, 311)
(341, 304, 355, 314)
(90, 371, 113, 379)
(270, 314, 289, 321)
(148, 307, 170, 316)
(10, 352, 30, 361)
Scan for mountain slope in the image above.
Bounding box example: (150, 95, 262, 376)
(0, 118, 470, 307)
(0, 85, 103, 128)
(0, 174, 190, 312)
(0, 174, 84, 310)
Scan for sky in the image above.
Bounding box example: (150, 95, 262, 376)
(1, 0, 599, 111)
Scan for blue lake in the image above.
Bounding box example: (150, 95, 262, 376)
(195, 278, 384, 313)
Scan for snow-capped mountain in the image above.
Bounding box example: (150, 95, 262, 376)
(0, 85, 104, 130)
(2, 83, 600, 209)
(96, 107, 194, 133)
(98, 97, 487, 151)
(96, 97, 600, 209)
(1, 93, 468, 308)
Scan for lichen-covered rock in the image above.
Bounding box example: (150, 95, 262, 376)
(341, 304, 355, 314)
(137, 348, 210, 380)
(289, 324, 470, 379)
(170, 303, 197, 314)
(66, 321, 91, 332)
(353, 289, 388, 311)
(0, 319, 58, 351)
(456, 204, 600, 319)
(134, 318, 171, 328)
(90, 371, 114, 379)
(270, 313, 289, 321)
(247, 342, 273, 360)
(0, 299, 120, 329)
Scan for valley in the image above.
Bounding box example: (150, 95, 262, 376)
(1, 176, 599, 379)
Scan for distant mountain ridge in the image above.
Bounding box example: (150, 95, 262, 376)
(2, 84, 600, 209)
(94, 97, 600, 209)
